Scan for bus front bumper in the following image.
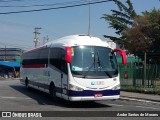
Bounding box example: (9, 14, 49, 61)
(68, 89, 120, 101)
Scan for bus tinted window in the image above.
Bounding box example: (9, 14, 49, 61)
(22, 48, 49, 65)
(71, 46, 118, 78)
(49, 48, 67, 74)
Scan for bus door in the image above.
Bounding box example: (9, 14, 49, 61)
(61, 59, 68, 100)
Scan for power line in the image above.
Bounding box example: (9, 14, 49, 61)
(0, 0, 24, 2)
(0, 0, 111, 14)
(0, 19, 62, 44)
(0, 0, 88, 7)
(0, 41, 33, 49)
(0, 0, 36, 2)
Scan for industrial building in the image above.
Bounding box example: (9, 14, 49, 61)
(0, 48, 23, 78)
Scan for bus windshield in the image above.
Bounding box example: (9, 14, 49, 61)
(70, 46, 118, 78)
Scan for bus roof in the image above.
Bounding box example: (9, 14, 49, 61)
(45, 35, 111, 48)
(24, 35, 111, 54)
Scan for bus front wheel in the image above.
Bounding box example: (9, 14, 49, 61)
(49, 83, 57, 100)
(25, 78, 30, 89)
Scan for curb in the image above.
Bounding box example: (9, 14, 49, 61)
(0, 78, 20, 81)
(120, 96, 160, 105)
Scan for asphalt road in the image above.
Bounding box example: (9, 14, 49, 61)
(0, 79, 160, 120)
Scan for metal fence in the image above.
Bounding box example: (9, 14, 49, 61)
(119, 63, 160, 88)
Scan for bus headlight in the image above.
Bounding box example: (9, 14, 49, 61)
(69, 84, 84, 91)
(112, 84, 120, 90)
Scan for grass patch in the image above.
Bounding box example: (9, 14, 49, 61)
(121, 86, 160, 95)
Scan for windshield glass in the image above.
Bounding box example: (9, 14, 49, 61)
(71, 46, 118, 78)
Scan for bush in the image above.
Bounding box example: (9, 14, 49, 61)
(121, 86, 160, 95)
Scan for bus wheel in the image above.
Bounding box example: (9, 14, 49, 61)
(49, 83, 57, 100)
(25, 78, 29, 89)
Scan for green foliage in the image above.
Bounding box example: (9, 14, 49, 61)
(102, 0, 160, 62)
(121, 86, 160, 95)
(102, 1, 160, 62)
(125, 8, 160, 62)
(101, 0, 136, 46)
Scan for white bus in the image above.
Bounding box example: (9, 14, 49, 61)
(20, 35, 127, 101)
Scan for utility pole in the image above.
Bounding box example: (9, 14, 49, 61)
(144, 52, 147, 87)
(33, 27, 41, 48)
(88, 0, 91, 36)
(4, 45, 6, 61)
(43, 35, 49, 45)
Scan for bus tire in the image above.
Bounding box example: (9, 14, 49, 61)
(25, 78, 30, 89)
(49, 83, 57, 101)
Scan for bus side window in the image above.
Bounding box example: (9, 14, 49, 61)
(49, 48, 61, 70)
(39, 48, 49, 64)
(49, 48, 67, 74)
(61, 60, 68, 74)
(61, 49, 68, 74)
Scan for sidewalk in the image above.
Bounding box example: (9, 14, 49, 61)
(0, 77, 20, 81)
(120, 91, 160, 102)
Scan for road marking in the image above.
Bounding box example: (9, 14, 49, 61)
(136, 105, 160, 110)
(108, 103, 123, 107)
(2, 97, 16, 99)
(120, 97, 160, 105)
(0, 96, 31, 100)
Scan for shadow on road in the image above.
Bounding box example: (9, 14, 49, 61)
(10, 84, 112, 108)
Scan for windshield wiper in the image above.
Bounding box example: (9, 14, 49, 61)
(97, 51, 112, 78)
(82, 51, 112, 78)
(82, 53, 96, 78)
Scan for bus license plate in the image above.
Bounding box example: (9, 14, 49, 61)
(94, 94, 103, 97)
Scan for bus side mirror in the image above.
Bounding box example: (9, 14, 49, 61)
(113, 49, 127, 65)
(65, 46, 72, 63)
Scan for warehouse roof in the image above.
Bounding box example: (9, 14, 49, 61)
(0, 61, 20, 67)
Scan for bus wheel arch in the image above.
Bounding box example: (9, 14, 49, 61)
(49, 82, 57, 100)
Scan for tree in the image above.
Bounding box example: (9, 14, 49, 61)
(124, 15, 151, 54)
(101, 0, 136, 48)
(125, 8, 160, 62)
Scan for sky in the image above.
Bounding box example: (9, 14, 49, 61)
(0, 0, 160, 50)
